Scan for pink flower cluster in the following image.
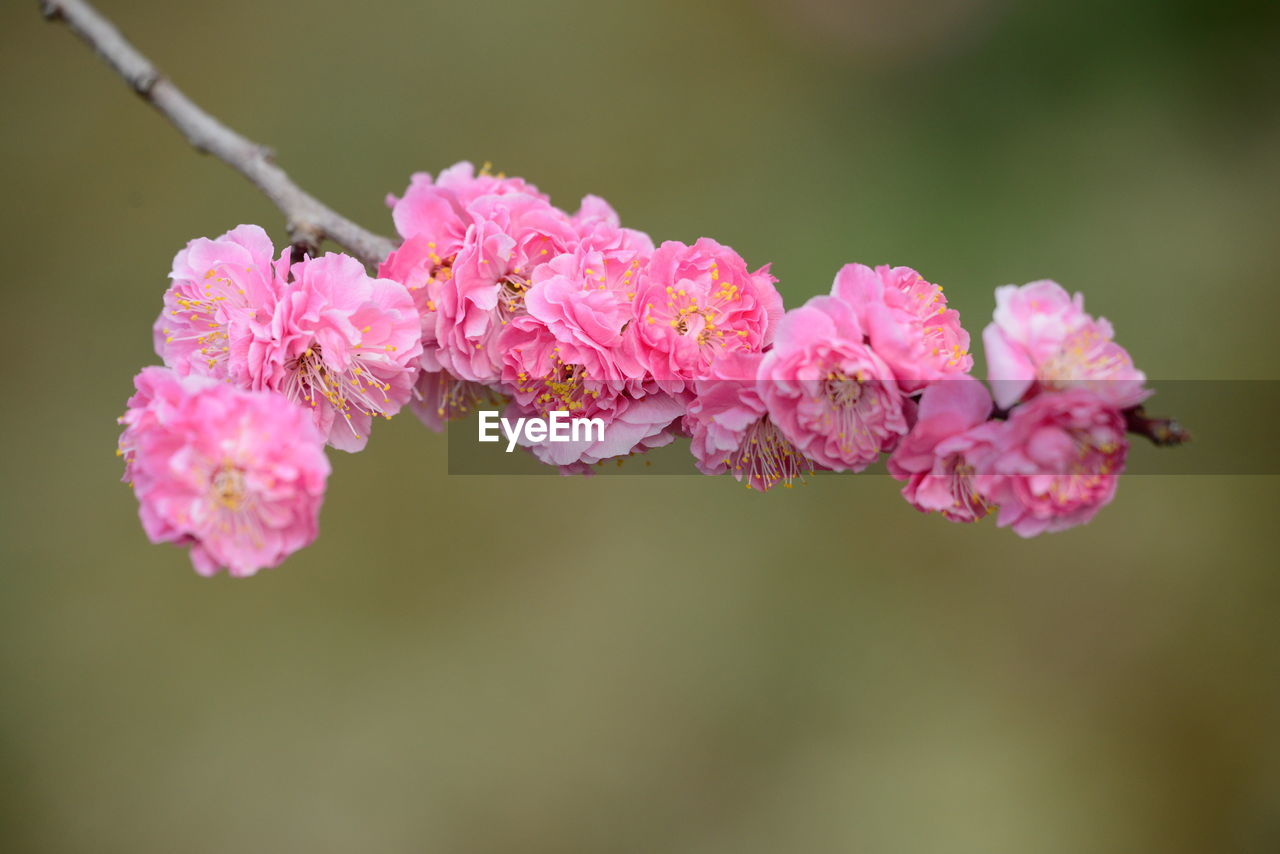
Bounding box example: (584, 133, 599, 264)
(381, 162, 783, 467)
(119, 161, 1155, 575)
(155, 225, 422, 452)
(888, 282, 1143, 536)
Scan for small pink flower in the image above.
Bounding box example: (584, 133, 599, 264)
(632, 238, 783, 390)
(759, 296, 908, 472)
(980, 389, 1128, 537)
(887, 376, 1001, 522)
(685, 350, 813, 491)
(830, 263, 972, 392)
(118, 366, 330, 577)
(983, 280, 1148, 409)
(519, 241, 652, 377)
(436, 192, 580, 384)
(154, 224, 284, 379)
(246, 253, 422, 452)
(495, 230, 675, 466)
(384, 164, 552, 378)
(497, 255, 674, 465)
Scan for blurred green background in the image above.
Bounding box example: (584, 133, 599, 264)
(3, 0, 1279, 851)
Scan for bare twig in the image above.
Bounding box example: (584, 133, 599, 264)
(40, 0, 396, 268)
(1124, 406, 1191, 447)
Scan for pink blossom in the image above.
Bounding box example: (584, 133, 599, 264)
(685, 350, 813, 491)
(980, 389, 1128, 537)
(632, 238, 783, 391)
(887, 376, 1001, 522)
(517, 239, 652, 379)
(387, 161, 546, 242)
(245, 253, 422, 452)
(499, 268, 636, 417)
(118, 366, 329, 577)
(154, 224, 284, 379)
(383, 163, 552, 379)
(498, 245, 680, 466)
(436, 192, 580, 384)
(759, 296, 909, 472)
(830, 263, 972, 392)
(983, 280, 1148, 409)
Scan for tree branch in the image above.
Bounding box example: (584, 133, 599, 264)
(40, 0, 397, 268)
(1124, 406, 1191, 447)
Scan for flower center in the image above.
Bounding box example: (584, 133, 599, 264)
(1039, 327, 1128, 388)
(160, 266, 250, 371)
(725, 417, 812, 491)
(498, 275, 530, 323)
(210, 465, 246, 512)
(824, 370, 865, 408)
(515, 352, 600, 415)
(284, 344, 394, 438)
(945, 458, 992, 520)
(1041, 430, 1124, 505)
(643, 270, 751, 356)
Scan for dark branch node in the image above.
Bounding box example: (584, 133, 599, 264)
(1124, 406, 1191, 447)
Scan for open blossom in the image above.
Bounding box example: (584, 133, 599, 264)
(499, 243, 680, 466)
(501, 248, 647, 414)
(830, 263, 972, 392)
(760, 296, 908, 472)
(888, 376, 1001, 522)
(383, 161, 539, 362)
(984, 280, 1148, 409)
(685, 350, 813, 491)
(433, 191, 580, 384)
(980, 389, 1128, 537)
(632, 238, 783, 391)
(154, 224, 284, 379)
(118, 367, 329, 577)
(384, 162, 563, 382)
(245, 253, 422, 452)
(387, 161, 547, 255)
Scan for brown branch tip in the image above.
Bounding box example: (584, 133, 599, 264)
(1125, 407, 1191, 447)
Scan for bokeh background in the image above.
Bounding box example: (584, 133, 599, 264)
(3, 0, 1279, 851)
